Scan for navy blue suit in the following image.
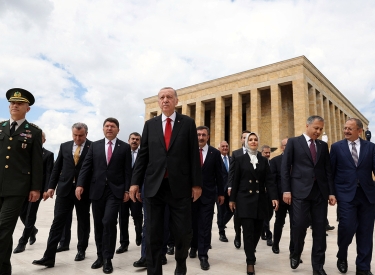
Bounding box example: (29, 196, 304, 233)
(330, 138, 375, 270)
(216, 155, 233, 236)
(191, 145, 224, 259)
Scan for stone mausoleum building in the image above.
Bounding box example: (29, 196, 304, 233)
(144, 56, 368, 154)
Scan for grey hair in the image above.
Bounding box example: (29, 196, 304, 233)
(160, 87, 178, 98)
(307, 115, 324, 125)
(72, 122, 88, 133)
(261, 145, 270, 152)
(346, 118, 363, 129)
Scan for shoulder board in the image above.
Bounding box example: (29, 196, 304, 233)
(29, 123, 41, 130)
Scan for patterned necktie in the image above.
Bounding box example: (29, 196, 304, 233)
(351, 142, 358, 166)
(131, 150, 135, 168)
(107, 141, 113, 164)
(309, 139, 316, 164)
(164, 118, 172, 150)
(223, 156, 229, 172)
(10, 121, 17, 135)
(73, 145, 81, 165)
(199, 148, 203, 167)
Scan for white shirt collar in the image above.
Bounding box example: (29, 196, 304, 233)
(162, 111, 176, 122)
(347, 138, 360, 145)
(105, 137, 117, 145)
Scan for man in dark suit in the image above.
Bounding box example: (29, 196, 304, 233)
(189, 126, 224, 271)
(0, 88, 43, 275)
(116, 132, 143, 254)
(228, 130, 250, 249)
(331, 118, 375, 275)
(129, 87, 202, 275)
(281, 115, 336, 275)
(270, 138, 294, 255)
(33, 122, 91, 267)
(216, 140, 233, 242)
(13, 131, 54, 253)
(76, 117, 132, 274)
(365, 127, 371, 141)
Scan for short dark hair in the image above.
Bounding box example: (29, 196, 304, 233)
(346, 118, 363, 129)
(242, 130, 251, 137)
(307, 115, 324, 125)
(197, 126, 210, 135)
(103, 117, 119, 128)
(261, 145, 270, 152)
(128, 132, 141, 139)
(72, 122, 88, 133)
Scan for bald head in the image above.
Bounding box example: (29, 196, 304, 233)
(218, 140, 229, 156)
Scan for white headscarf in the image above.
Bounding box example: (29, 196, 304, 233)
(244, 132, 259, 169)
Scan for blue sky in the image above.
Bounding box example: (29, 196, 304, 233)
(1, 0, 375, 155)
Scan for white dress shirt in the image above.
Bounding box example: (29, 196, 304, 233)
(105, 137, 117, 163)
(72, 141, 86, 155)
(9, 118, 26, 132)
(162, 112, 176, 133)
(199, 144, 209, 164)
(347, 138, 361, 158)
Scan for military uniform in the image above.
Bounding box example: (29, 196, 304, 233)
(0, 88, 43, 274)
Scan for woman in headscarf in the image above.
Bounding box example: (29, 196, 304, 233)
(229, 132, 279, 275)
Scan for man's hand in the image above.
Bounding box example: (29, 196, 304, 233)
(229, 201, 236, 212)
(123, 192, 129, 202)
(283, 192, 292, 205)
(191, 186, 202, 202)
(28, 191, 40, 202)
(47, 188, 55, 199)
(272, 199, 279, 211)
(217, 195, 225, 205)
(129, 185, 139, 202)
(42, 192, 49, 201)
(328, 195, 337, 206)
(75, 187, 84, 200)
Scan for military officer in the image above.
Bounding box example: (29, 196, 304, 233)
(0, 88, 43, 275)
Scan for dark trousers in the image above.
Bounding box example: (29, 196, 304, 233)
(118, 199, 143, 246)
(241, 218, 263, 265)
(44, 187, 91, 259)
(191, 199, 215, 259)
(0, 196, 25, 272)
(216, 192, 233, 235)
(92, 185, 121, 259)
(59, 212, 72, 247)
(144, 179, 192, 275)
(18, 197, 41, 245)
(337, 186, 375, 270)
(141, 185, 170, 258)
(273, 199, 294, 253)
(234, 211, 242, 240)
(292, 183, 327, 270)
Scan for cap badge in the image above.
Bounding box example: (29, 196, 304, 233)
(14, 91, 21, 97)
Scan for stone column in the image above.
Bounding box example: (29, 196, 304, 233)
(195, 101, 205, 127)
(329, 102, 337, 143)
(323, 97, 331, 146)
(182, 103, 190, 117)
(231, 92, 242, 150)
(336, 107, 342, 140)
(250, 89, 261, 135)
(271, 84, 281, 148)
(308, 85, 317, 114)
(292, 78, 309, 135)
(214, 96, 225, 148)
(316, 91, 324, 118)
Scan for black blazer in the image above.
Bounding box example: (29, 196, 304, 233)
(48, 140, 91, 197)
(220, 155, 231, 192)
(132, 112, 202, 199)
(280, 135, 334, 199)
(230, 152, 277, 219)
(42, 148, 54, 192)
(269, 154, 283, 200)
(200, 146, 224, 204)
(77, 138, 131, 200)
(228, 147, 245, 189)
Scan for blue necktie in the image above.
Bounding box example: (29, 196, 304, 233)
(223, 156, 229, 172)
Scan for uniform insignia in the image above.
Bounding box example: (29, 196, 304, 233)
(25, 124, 29, 129)
(22, 143, 27, 149)
(1, 121, 7, 126)
(14, 91, 22, 97)
(26, 130, 31, 133)
(29, 123, 40, 129)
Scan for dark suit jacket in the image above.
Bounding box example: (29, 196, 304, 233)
(0, 119, 43, 196)
(330, 138, 375, 203)
(228, 147, 245, 189)
(132, 112, 202, 198)
(200, 146, 224, 204)
(77, 138, 132, 200)
(220, 155, 231, 192)
(48, 140, 91, 197)
(269, 154, 283, 200)
(281, 135, 334, 199)
(42, 148, 54, 192)
(230, 152, 277, 219)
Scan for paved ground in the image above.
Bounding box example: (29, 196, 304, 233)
(10, 199, 371, 275)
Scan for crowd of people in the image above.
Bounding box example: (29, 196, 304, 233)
(0, 87, 375, 275)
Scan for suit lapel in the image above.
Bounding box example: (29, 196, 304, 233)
(245, 153, 259, 179)
(202, 146, 212, 169)
(67, 141, 75, 164)
(154, 116, 165, 150)
(357, 139, 367, 167)
(298, 135, 314, 164)
(339, 140, 356, 167)
(168, 113, 183, 150)
(315, 140, 323, 165)
(108, 139, 122, 166)
(77, 140, 91, 166)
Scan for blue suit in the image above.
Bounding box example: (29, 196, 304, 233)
(330, 138, 375, 270)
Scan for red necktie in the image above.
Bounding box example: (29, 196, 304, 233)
(164, 118, 172, 150)
(107, 141, 113, 164)
(199, 148, 203, 166)
(309, 139, 316, 164)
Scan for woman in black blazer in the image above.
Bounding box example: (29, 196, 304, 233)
(229, 132, 278, 275)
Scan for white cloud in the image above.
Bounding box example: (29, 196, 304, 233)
(1, 0, 375, 154)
